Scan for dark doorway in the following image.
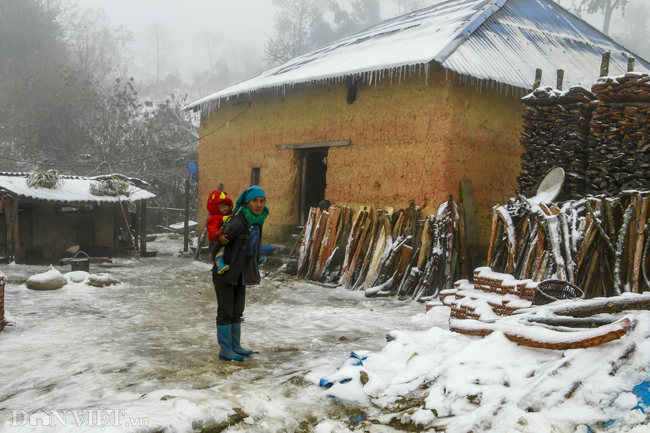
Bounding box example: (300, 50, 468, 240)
(300, 148, 328, 224)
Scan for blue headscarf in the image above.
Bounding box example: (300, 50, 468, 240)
(234, 186, 269, 215)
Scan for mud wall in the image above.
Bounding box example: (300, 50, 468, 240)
(197, 68, 523, 250)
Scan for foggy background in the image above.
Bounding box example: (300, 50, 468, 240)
(70, 0, 649, 101)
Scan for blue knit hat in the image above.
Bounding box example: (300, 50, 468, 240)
(234, 186, 269, 214)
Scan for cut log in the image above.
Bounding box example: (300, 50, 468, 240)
(307, 210, 329, 280)
(632, 197, 649, 292)
(449, 317, 632, 350)
(365, 212, 393, 289)
(352, 210, 382, 291)
(314, 206, 342, 280)
(487, 206, 500, 267)
(297, 208, 317, 279)
(339, 209, 366, 285)
(320, 207, 351, 283)
(526, 293, 650, 317)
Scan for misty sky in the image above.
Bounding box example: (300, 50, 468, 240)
(73, 0, 648, 86)
(74, 0, 276, 81)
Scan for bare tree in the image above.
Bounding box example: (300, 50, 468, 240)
(143, 21, 176, 87)
(68, 9, 134, 84)
(393, 0, 426, 15)
(610, 0, 650, 60)
(573, 0, 628, 35)
(264, 0, 336, 66)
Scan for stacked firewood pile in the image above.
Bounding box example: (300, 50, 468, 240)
(587, 74, 650, 194)
(518, 86, 595, 200)
(297, 197, 465, 300)
(0, 270, 5, 332)
(592, 72, 650, 102)
(488, 191, 650, 299)
(519, 73, 650, 198)
(440, 268, 535, 320)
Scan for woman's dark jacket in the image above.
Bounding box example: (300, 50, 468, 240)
(210, 211, 262, 285)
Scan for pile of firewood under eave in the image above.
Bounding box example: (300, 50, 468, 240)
(488, 191, 650, 299)
(518, 73, 650, 199)
(591, 73, 650, 102)
(518, 86, 596, 201)
(586, 103, 650, 194)
(297, 198, 465, 301)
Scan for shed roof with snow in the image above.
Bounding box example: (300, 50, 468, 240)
(0, 173, 155, 204)
(185, 0, 650, 113)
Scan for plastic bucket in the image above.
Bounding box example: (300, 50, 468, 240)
(70, 251, 90, 272)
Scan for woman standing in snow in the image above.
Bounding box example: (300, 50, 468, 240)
(211, 186, 269, 361)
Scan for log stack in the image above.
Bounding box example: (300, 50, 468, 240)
(586, 73, 650, 194)
(591, 72, 650, 103)
(297, 198, 466, 301)
(487, 192, 650, 299)
(518, 86, 595, 201)
(518, 74, 650, 198)
(442, 269, 535, 320)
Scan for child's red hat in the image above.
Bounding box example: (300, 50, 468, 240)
(207, 190, 233, 215)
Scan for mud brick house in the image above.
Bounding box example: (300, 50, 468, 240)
(185, 0, 648, 249)
(0, 173, 155, 263)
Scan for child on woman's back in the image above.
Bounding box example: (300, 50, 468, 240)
(206, 190, 233, 274)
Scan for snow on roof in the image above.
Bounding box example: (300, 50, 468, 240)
(0, 173, 155, 204)
(185, 0, 650, 114)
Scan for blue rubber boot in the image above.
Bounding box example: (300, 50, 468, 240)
(215, 256, 230, 274)
(231, 322, 253, 357)
(217, 325, 244, 361)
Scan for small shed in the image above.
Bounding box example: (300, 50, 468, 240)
(0, 173, 155, 263)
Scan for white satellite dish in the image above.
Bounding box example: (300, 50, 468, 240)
(527, 167, 565, 205)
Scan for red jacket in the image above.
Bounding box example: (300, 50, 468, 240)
(206, 190, 233, 242)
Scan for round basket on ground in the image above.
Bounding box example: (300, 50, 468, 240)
(532, 279, 585, 306)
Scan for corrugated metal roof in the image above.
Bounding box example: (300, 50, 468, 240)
(0, 174, 155, 204)
(184, 0, 649, 113)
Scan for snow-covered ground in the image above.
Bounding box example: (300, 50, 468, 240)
(1, 235, 650, 432)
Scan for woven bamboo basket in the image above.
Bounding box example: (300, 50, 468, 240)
(532, 279, 584, 306)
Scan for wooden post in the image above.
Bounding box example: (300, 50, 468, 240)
(444, 195, 455, 291)
(600, 51, 611, 77)
(533, 68, 542, 89)
(134, 201, 140, 250)
(628, 57, 636, 72)
(5, 197, 15, 261)
(556, 69, 564, 91)
(487, 205, 500, 268)
(184, 179, 190, 252)
(300, 155, 307, 226)
(141, 199, 147, 255)
(460, 179, 481, 276)
(632, 197, 650, 292)
(194, 222, 208, 261)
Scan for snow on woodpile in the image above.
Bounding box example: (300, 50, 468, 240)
(298, 199, 462, 301)
(319, 302, 650, 432)
(588, 73, 650, 195)
(488, 192, 650, 299)
(518, 86, 595, 200)
(442, 267, 534, 321)
(520, 73, 650, 200)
